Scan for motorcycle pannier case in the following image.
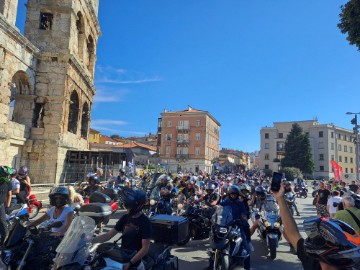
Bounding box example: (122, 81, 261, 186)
(89, 191, 111, 204)
(150, 214, 188, 245)
(79, 203, 112, 224)
(102, 188, 118, 200)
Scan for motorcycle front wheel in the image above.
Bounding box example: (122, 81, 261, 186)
(213, 250, 229, 270)
(268, 237, 278, 260)
(28, 204, 40, 219)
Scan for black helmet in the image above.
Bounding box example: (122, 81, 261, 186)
(206, 183, 215, 194)
(18, 166, 28, 177)
(119, 187, 146, 216)
(88, 174, 100, 184)
(0, 166, 12, 178)
(255, 186, 266, 199)
(49, 186, 69, 207)
(303, 217, 360, 268)
(227, 185, 240, 196)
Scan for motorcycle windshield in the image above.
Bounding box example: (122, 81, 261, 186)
(284, 192, 294, 199)
(264, 196, 279, 212)
(53, 216, 96, 268)
(211, 205, 233, 226)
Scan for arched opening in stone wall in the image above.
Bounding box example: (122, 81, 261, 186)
(9, 71, 32, 123)
(76, 11, 85, 61)
(68, 90, 79, 134)
(81, 102, 90, 139)
(32, 102, 45, 128)
(87, 34, 95, 73)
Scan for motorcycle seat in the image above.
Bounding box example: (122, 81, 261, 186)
(97, 243, 136, 263)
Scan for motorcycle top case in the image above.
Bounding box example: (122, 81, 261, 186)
(150, 214, 188, 245)
(102, 188, 118, 200)
(89, 191, 111, 204)
(79, 203, 112, 224)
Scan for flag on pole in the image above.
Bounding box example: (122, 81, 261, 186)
(330, 160, 342, 181)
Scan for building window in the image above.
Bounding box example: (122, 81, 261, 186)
(350, 157, 353, 163)
(344, 145, 348, 152)
(338, 134, 341, 139)
(166, 133, 172, 141)
(331, 155, 335, 160)
(339, 156, 342, 162)
(345, 168, 348, 173)
(277, 143, 285, 151)
(331, 143, 334, 150)
(350, 146, 353, 153)
(338, 145, 342, 151)
(265, 165, 269, 169)
(344, 135, 347, 141)
(318, 142, 324, 149)
(278, 133, 283, 139)
(167, 121, 172, 127)
(319, 154, 324, 161)
(166, 146, 171, 156)
(264, 143, 269, 149)
(331, 132, 334, 138)
(40, 12, 53, 30)
(195, 147, 200, 156)
(351, 168, 354, 173)
(68, 91, 79, 134)
(265, 133, 269, 139)
(196, 133, 200, 141)
(345, 157, 348, 163)
(265, 154, 269, 160)
(196, 120, 200, 127)
(319, 131, 323, 138)
(183, 147, 188, 154)
(320, 166, 324, 171)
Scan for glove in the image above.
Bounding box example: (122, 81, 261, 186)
(5, 207, 11, 215)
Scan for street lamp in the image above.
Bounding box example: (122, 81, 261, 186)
(346, 112, 360, 181)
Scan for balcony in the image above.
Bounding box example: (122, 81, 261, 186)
(176, 154, 189, 160)
(176, 126, 190, 132)
(177, 139, 190, 146)
(273, 158, 280, 162)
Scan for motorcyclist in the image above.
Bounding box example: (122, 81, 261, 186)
(179, 179, 196, 200)
(149, 174, 173, 214)
(10, 168, 21, 207)
(17, 165, 31, 204)
(273, 181, 360, 270)
(220, 185, 251, 270)
(284, 181, 300, 216)
(93, 187, 152, 270)
(253, 186, 266, 211)
(83, 174, 102, 197)
(116, 168, 129, 186)
(0, 166, 13, 245)
(27, 187, 74, 236)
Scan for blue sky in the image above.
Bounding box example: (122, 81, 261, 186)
(16, 0, 360, 152)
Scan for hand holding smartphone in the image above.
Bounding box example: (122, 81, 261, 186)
(271, 172, 283, 192)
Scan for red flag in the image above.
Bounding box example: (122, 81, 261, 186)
(330, 160, 342, 181)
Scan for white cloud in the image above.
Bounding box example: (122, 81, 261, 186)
(95, 65, 163, 85)
(92, 119, 127, 126)
(93, 86, 129, 103)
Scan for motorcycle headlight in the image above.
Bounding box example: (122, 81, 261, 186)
(219, 227, 228, 234)
(274, 222, 281, 228)
(150, 199, 156, 205)
(264, 221, 271, 227)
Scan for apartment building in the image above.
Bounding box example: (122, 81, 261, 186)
(260, 120, 358, 179)
(157, 106, 221, 173)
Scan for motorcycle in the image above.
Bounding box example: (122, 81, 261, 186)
(252, 194, 282, 260)
(208, 205, 248, 270)
(294, 183, 308, 198)
(28, 193, 43, 219)
(1, 220, 63, 270)
(284, 192, 297, 216)
(312, 181, 320, 197)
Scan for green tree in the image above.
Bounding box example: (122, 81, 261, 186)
(281, 123, 314, 174)
(338, 0, 360, 50)
(110, 134, 122, 139)
(280, 167, 303, 182)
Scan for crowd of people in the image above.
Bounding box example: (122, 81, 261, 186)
(0, 165, 360, 270)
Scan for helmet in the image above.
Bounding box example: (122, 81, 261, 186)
(171, 187, 179, 196)
(119, 168, 125, 174)
(206, 183, 215, 194)
(0, 166, 12, 178)
(88, 174, 100, 184)
(303, 217, 360, 268)
(255, 186, 266, 199)
(187, 180, 194, 185)
(119, 187, 146, 216)
(285, 181, 291, 186)
(227, 185, 240, 196)
(18, 166, 28, 177)
(49, 186, 69, 207)
(10, 168, 17, 176)
(239, 184, 251, 199)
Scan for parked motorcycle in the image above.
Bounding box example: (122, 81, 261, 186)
(208, 205, 248, 270)
(252, 194, 282, 260)
(28, 193, 43, 219)
(284, 192, 297, 216)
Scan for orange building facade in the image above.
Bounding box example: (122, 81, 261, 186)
(158, 106, 220, 173)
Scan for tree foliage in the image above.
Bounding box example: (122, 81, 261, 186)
(281, 123, 314, 174)
(338, 0, 360, 51)
(110, 134, 122, 139)
(280, 167, 303, 182)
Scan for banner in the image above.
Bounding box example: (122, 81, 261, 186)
(330, 160, 343, 181)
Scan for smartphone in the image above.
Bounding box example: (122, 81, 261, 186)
(271, 172, 283, 192)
